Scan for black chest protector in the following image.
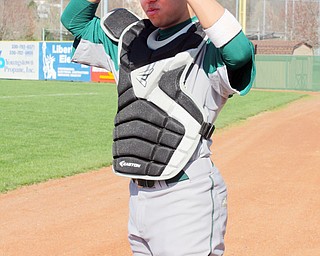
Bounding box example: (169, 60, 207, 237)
(108, 13, 215, 180)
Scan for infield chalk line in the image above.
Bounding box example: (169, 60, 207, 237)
(0, 93, 99, 99)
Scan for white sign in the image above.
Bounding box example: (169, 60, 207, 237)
(0, 42, 39, 80)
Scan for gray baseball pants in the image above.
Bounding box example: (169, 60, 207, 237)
(128, 158, 228, 256)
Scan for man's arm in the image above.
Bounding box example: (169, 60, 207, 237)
(187, 0, 255, 94)
(187, 0, 224, 29)
(61, 0, 119, 71)
(61, 0, 102, 40)
(187, 0, 246, 53)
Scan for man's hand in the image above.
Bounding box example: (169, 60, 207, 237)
(87, 0, 101, 3)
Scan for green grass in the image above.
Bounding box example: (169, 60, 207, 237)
(215, 90, 307, 129)
(0, 80, 307, 193)
(1, 80, 117, 192)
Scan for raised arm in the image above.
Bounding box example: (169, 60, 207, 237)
(187, 0, 225, 29)
(61, 0, 119, 73)
(187, 0, 255, 94)
(61, 0, 101, 39)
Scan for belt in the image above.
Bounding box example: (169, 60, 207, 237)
(132, 170, 189, 188)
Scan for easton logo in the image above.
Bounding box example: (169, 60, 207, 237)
(136, 63, 155, 87)
(119, 160, 141, 168)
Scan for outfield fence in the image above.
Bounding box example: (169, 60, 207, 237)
(0, 41, 114, 83)
(253, 55, 320, 91)
(1, 41, 319, 91)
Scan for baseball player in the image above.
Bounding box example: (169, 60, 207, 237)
(61, 0, 256, 255)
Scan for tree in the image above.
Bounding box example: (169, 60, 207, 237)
(247, 0, 285, 38)
(285, 0, 319, 47)
(0, 0, 37, 40)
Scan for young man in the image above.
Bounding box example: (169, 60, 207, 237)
(61, 0, 255, 255)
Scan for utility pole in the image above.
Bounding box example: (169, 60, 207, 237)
(262, 0, 266, 37)
(103, 0, 108, 16)
(236, 0, 239, 20)
(239, 0, 246, 34)
(60, 0, 63, 41)
(291, 0, 295, 40)
(285, 0, 288, 40)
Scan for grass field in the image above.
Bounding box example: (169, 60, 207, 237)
(0, 79, 307, 193)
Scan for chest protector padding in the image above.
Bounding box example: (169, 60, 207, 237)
(113, 19, 211, 179)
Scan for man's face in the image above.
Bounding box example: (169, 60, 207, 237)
(140, 0, 190, 29)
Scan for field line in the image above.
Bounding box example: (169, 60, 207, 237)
(0, 93, 99, 99)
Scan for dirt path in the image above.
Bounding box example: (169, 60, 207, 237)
(1, 93, 319, 256)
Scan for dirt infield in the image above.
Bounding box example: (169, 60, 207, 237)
(1, 92, 319, 256)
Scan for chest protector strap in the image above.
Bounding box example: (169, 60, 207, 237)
(101, 8, 140, 42)
(112, 16, 215, 180)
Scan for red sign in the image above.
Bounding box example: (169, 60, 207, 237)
(91, 67, 115, 83)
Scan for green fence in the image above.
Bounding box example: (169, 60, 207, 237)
(253, 55, 320, 91)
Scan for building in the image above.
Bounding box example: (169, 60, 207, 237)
(251, 40, 314, 55)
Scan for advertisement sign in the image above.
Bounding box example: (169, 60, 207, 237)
(39, 42, 91, 82)
(0, 42, 39, 80)
(91, 66, 115, 83)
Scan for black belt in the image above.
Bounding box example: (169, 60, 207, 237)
(132, 170, 188, 188)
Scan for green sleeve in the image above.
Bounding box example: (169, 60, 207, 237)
(204, 32, 256, 95)
(61, 0, 119, 70)
(220, 32, 255, 95)
(220, 31, 252, 70)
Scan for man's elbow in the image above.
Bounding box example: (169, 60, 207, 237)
(60, 13, 70, 31)
(226, 47, 252, 70)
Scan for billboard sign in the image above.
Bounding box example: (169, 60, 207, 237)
(39, 42, 91, 82)
(91, 66, 115, 83)
(0, 42, 39, 80)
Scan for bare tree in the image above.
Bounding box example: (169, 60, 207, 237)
(285, 0, 319, 47)
(36, 0, 67, 40)
(247, 0, 284, 37)
(0, 0, 37, 40)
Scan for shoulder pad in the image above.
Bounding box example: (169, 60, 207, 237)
(101, 8, 140, 42)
